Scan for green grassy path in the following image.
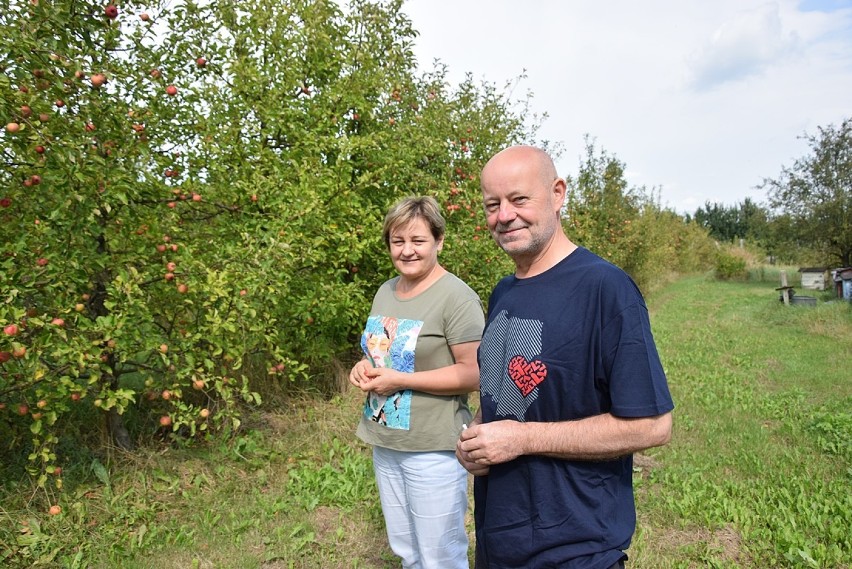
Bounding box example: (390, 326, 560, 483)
(634, 276, 851, 568)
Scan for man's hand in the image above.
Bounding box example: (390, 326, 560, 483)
(457, 420, 525, 471)
(456, 423, 490, 476)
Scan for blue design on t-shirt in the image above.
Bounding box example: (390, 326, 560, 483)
(360, 315, 421, 430)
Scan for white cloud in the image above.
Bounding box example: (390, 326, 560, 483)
(687, 3, 800, 90)
(401, 0, 852, 213)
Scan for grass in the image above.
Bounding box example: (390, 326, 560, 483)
(1, 274, 850, 568)
(636, 274, 851, 568)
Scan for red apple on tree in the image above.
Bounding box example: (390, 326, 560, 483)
(139, 12, 150, 21)
(12, 346, 26, 358)
(105, 4, 118, 19)
(3, 324, 18, 336)
(17, 404, 29, 416)
(51, 317, 65, 327)
(165, 85, 178, 96)
(159, 415, 172, 427)
(19, 105, 32, 118)
(90, 73, 107, 88)
(196, 57, 207, 67)
(6, 122, 20, 133)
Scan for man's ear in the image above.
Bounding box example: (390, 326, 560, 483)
(552, 178, 567, 211)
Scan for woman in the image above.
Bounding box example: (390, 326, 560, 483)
(350, 196, 484, 569)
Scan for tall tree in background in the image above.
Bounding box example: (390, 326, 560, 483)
(692, 198, 770, 245)
(762, 118, 852, 266)
(565, 139, 716, 287)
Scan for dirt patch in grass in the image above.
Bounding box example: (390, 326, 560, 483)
(309, 505, 391, 567)
(651, 524, 749, 567)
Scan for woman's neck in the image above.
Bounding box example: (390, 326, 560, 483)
(396, 264, 447, 299)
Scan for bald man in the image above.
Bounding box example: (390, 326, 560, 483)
(457, 146, 674, 568)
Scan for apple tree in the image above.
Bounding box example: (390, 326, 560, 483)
(1, 0, 541, 495)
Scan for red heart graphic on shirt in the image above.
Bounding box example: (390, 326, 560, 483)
(507, 355, 548, 397)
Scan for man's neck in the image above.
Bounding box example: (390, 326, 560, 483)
(513, 235, 577, 279)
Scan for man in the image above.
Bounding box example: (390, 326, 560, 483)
(457, 146, 674, 569)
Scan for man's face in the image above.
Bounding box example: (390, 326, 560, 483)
(481, 158, 561, 261)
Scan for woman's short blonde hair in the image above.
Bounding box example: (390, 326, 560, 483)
(382, 196, 446, 248)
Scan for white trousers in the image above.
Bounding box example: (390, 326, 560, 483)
(373, 446, 470, 569)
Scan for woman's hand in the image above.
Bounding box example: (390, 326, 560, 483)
(348, 359, 372, 388)
(358, 367, 406, 396)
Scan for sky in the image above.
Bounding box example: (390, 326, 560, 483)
(400, 0, 852, 214)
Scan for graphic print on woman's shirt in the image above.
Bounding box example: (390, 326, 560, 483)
(479, 309, 549, 421)
(360, 315, 421, 429)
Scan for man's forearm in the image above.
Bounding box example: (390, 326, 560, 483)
(518, 412, 672, 461)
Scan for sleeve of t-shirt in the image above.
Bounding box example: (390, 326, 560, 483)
(602, 300, 674, 418)
(444, 286, 485, 346)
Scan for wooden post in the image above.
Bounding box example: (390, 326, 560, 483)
(780, 271, 790, 305)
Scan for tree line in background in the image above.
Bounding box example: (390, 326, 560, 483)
(0, 0, 847, 509)
(691, 117, 851, 268)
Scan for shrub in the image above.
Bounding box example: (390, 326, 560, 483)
(714, 248, 748, 280)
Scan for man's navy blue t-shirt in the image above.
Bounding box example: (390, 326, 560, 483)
(474, 247, 674, 569)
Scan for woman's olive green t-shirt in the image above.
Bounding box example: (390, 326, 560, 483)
(355, 273, 484, 452)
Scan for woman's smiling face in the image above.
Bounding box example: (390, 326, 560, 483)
(388, 217, 443, 283)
